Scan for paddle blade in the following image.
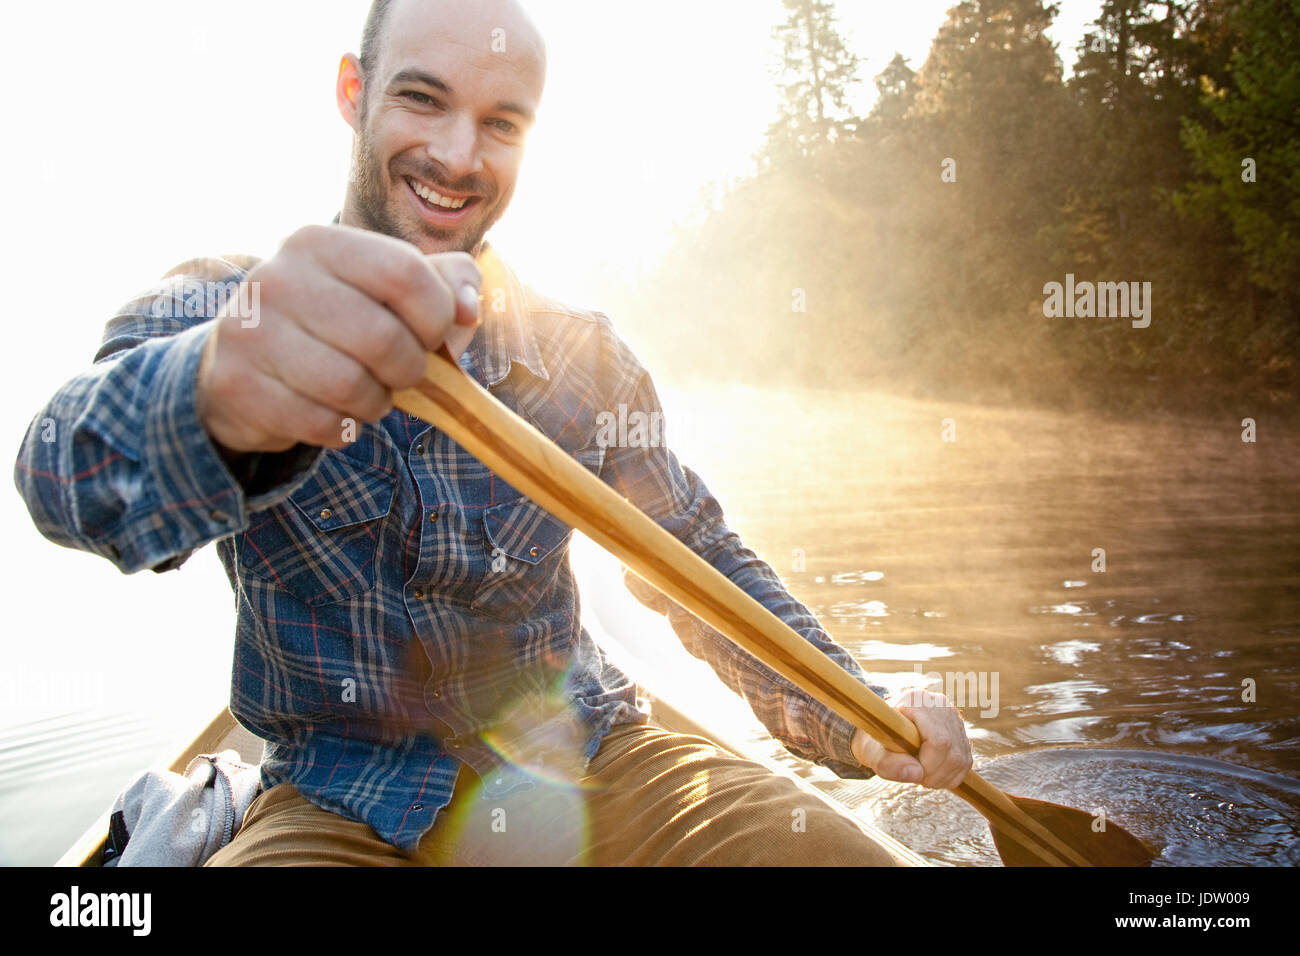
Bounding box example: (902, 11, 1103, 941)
(990, 795, 1156, 867)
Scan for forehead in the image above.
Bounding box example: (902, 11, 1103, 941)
(378, 0, 545, 106)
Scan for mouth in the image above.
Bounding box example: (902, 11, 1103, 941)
(403, 175, 482, 224)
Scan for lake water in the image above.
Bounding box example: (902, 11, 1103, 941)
(3, 384, 1296, 865)
(657, 384, 1300, 866)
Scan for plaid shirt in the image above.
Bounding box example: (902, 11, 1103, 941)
(14, 230, 882, 852)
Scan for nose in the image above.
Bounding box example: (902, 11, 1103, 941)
(428, 112, 483, 183)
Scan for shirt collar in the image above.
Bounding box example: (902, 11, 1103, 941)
(474, 240, 549, 387)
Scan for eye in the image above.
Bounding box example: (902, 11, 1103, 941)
(402, 91, 441, 108)
(490, 119, 519, 135)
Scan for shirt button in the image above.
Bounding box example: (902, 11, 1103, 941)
(413, 588, 426, 600)
(428, 510, 439, 523)
(529, 546, 540, 558)
(431, 689, 441, 698)
(319, 508, 333, 521)
(414, 444, 425, 456)
(411, 804, 423, 812)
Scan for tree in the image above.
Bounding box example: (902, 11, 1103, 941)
(868, 53, 919, 124)
(1178, 0, 1300, 306)
(913, 0, 1063, 114)
(762, 0, 863, 164)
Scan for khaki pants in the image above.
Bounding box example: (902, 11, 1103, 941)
(205, 722, 898, 866)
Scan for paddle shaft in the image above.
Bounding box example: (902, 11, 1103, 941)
(393, 348, 1092, 867)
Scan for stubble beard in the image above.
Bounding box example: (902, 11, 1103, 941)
(348, 100, 496, 256)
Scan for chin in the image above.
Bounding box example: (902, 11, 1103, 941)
(402, 217, 485, 256)
(421, 235, 480, 256)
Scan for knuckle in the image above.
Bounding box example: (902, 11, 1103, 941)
(283, 223, 328, 251)
(246, 262, 294, 311)
(327, 366, 374, 410)
(386, 246, 431, 293)
(357, 316, 406, 364)
(440, 251, 480, 283)
(365, 326, 425, 386)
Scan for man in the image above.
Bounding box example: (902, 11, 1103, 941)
(15, 0, 971, 866)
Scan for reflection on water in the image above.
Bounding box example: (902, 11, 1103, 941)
(660, 383, 1300, 865)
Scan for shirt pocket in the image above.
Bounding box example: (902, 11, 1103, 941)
(238, 452, 397, 607)
(471, 496, 575, 620)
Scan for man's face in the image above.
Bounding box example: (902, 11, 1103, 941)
(342, 0, 546, 254)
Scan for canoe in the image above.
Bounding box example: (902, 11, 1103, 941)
(57, 535, 926, 867)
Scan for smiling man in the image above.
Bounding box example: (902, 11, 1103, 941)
(345, 0, 542, 255)
(15, 0, 971, 867)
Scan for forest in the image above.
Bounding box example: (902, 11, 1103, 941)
(615, 0, 1299, 417)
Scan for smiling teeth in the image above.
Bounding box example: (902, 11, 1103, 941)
(410, 178, 469, 210)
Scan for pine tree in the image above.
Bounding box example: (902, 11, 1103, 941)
(1071, 2, 1206, 111)
(869, 53, 919, 123)
(1178, 0, 1300, 306)
(762, 0, 862, 164)
(913, 0, 1063, 114)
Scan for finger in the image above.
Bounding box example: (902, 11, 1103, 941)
(285, 273, 429, 391)
(853, 731, 924, 784)
(895, 696, 959, 788)
(218, 373, 359, 453)
(905, 699, 973, 789)
(266, 322, 394, 423)
(295, 225, 464, 352)
(916, 730, 955, 789)
(259, 380, 359, 451)
(872, 751, 925, 784)
(933, 737, 974, 790)
(427, 252, 483, 327)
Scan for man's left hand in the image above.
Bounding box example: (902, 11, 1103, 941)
(850, 688, 973, 789)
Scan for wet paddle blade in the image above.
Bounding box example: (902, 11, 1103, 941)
(990, 795, 1156, 866)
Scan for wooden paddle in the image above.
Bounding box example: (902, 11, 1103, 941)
(393, 346, 1155, 867)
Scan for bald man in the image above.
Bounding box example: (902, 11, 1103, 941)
(16, 0, 971, 867)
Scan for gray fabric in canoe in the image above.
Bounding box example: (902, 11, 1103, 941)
(103, 750, 263, 867)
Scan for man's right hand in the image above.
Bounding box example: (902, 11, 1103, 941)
(196, 224, 482, 454)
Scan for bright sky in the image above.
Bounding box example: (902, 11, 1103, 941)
(0, 0, 1100, 857)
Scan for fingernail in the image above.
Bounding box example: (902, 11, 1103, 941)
(457, 284, 481, 323)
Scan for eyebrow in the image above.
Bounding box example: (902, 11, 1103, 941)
(387, 68, 536, 125)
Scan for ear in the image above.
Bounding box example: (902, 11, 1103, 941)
(337, 54, 365, 132)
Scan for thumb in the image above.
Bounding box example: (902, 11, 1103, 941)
(852, 728, 924, 784)
(427, 251, 482, 327)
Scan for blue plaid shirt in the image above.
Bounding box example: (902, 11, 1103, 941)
(14, 231, 882, 852)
